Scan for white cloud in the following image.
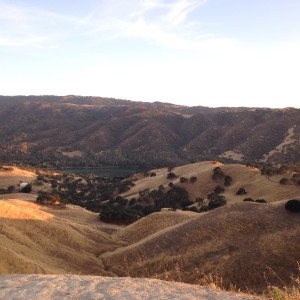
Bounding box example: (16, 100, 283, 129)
(0, 0, 219, 51)
(165, 0, 206, 26)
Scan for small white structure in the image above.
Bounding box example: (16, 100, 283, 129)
(19, 183, 29, 189)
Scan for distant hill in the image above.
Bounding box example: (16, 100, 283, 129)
(0, 95, 299, 167)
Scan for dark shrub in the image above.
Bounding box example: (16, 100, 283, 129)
(207, 192, 217, 201)
(6, 185, 15, 193)
(143, 205, 157, 215)
(208, 195, 227, 209)
(168, 182, 174, 188)
(212, 167, 225, 181)
(195, 197, 204, 204)
(199, 205, 209, 212)
(21, 184, 32, 193)
(0, 189, 7, 194)
(236, 187, 247, 195)
(190, 176, 197, 183)
(279, 178, 289, 185)
(214, 185, 225, 194)
(167, 172, 176, 179)
(224, 175, 233, 186)
(129, 198, 136, 206)
(180, 177, 188, 183)
(256, 199, 267, 203)
(243, 198, 254, 202)
(285, 199, 300, 213)
(189, 206, 199, 212)
(150, 172, 156, 177)
(99, 205, 143, 224)
(181, 199, 194, 208)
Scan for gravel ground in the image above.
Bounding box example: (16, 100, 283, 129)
(0, 275, 262, 300)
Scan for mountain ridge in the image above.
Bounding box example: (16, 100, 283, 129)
(1, 96, 299, 168)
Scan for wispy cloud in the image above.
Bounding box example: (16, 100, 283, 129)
(165, 0, 207, 26)
(88, 0, 237, 51)
(0, 1, 79, 47)
(0, 0, 237, 51)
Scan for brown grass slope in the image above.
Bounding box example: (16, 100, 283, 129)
(124, 161, 300, 203)
(0, 198, 125, 275)
(0, 167, 36, 189)
(115, 210, 199, 244)
(101, 201, 300, 292)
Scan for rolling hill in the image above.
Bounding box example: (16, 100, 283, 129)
(0, 164, 299, 295)
(123, 161, 300, 204)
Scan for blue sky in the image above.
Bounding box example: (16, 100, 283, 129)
(1, 0, 300, 108)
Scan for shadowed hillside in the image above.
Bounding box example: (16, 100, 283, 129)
(0, 96, 299, 167)
(101, 201, 300, 292)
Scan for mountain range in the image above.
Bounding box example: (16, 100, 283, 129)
(0, 95, 299, 168)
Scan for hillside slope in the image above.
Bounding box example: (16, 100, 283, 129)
(0, 163, 299, 294)
(0, 196, 125, 275)
(101, 201, 300, 292)
(0, 96, 299, 167)
(123, 161, 300, 204)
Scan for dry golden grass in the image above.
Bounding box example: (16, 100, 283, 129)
(123, 162, 300, 203)
(264, 263, 300, 300)
(0, 162, 299, 297)
(115, 210, 199, 244)
(0, 197, 125, 275)
(0, 166, 37, 189)
(101, 201, 300, 293)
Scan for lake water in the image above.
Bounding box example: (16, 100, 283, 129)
(59, 167, 142, 177)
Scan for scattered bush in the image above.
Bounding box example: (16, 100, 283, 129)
(150, 172, 156, 177)
(129, 198, 137, 206)
(236, 187, 247, 195)
(6, 186, 15, 193)
(279, 178, 289, 185)
(255, 199, 267, 203)
(99, 205, 143, 224)
(21, 184, 32, 193)
(181, 199, 194, 208)
(190, 176, 197, 183)
(285, 199, 300, 213)
(208, 195, 227, 209)
(199, 205, 209, 212)
(187, 206, 199, 213)
(243, 198, 254, 202)
(195, 197, 204, 204)
(212, 167, 225, 181)
(224, 175, 233, 186)
(214, 185, 225, 194)
(179, 176, 188, 183)
(36, 193, 65, 205)
(167, 172, 176, 180)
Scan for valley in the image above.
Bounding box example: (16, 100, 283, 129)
(0, 162, 299, 298)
